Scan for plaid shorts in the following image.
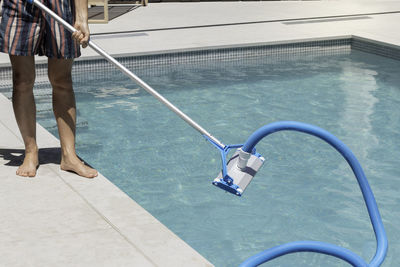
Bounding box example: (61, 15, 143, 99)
(0, 0, 80, 58)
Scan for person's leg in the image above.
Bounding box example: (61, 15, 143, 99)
(10, 55, 38, 177)
(48, 58, 97, 178)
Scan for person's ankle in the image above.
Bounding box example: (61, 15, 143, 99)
(61, 147, 77, 160)
(25, 144, 38, 154)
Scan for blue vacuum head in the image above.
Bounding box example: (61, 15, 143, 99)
(213, 149, 265, 196)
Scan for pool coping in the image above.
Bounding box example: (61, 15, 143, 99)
(0, 34, 395, 68)
(72, 34, 400, 60)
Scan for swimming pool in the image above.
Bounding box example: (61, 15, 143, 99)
(40, 46, 399, 266)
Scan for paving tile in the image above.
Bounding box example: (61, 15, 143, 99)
(46, 165, 214, 266)
(118, 221, 214, 267)
(36, 123, 61, 148)
(0, 94, 22, 139)
(0, 164, 111, 243)
(87, 1, 400, 34)
(0, 123, 22, 148)
(0, 228, 155, 267)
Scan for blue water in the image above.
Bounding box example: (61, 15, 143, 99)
(45, 50, 400, 266)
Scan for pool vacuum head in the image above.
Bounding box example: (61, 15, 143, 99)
(213, 148, 265, 196)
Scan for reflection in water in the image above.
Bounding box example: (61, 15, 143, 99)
(339, 63, 379, 158)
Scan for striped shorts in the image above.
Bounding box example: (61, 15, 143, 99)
(0, 0, 80, 58)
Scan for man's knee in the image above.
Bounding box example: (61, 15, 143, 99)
(48, 59, 73, 91)
(48, 71, 73, 91)
(12, 71, 35, 92)
(10, 56, 36, 92)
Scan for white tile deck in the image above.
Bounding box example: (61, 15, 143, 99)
(1, 1, 400, 266)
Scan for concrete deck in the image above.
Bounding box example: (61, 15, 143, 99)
(1, 1, 400, 266)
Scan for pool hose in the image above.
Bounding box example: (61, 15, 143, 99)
(239, 121, 387, 267)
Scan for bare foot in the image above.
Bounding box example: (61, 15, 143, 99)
(60, 154, 98, 178)
(16, 149, 39, 177)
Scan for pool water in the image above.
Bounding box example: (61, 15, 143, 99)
(44, 50, 399, 266)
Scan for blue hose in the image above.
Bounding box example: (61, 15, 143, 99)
(240, 121, 387, 267)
